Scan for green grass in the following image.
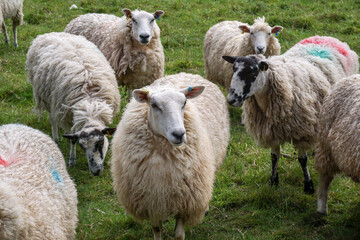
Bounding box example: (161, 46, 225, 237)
(1, 0, 360, 239)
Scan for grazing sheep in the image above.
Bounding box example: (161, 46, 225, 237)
(26, 32, 120, 176)
(0, 0, 23, 46)
(111, 73, 230, 240)
(316, 74, 360, 215)
(223, 36, 359, 194)
(204, 16, 283, 90)
(0, 124, 78, 239)
(65, 8, 165, 90)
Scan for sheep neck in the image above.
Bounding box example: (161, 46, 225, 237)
(253, 76, 270, 113)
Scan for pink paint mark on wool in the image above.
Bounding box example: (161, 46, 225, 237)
(0, 155, 8, 167)
(299, 36, 349, 56)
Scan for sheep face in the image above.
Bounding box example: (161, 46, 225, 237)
(239, 24, 283, 55)
(64, 127, 116, 175)
(223, 55, 268, 107)
(133, 86, 204, 146)
(123, 9, 164, 46)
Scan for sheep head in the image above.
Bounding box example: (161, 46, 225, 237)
(133, 86, 204, 146)
(223, 55, 268, 107)
(122, 8, 164, 46)
(239, 17, 283, 54)
(63, 127, 116, 175)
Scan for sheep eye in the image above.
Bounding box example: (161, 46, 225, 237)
(268, 33, 271, 35)
(151, 103, 161, 111)
(250, 32, 254, 35)
(150, 19, 154, 23)
(132, 19, 137, 24)
(182, 100, 187, 109)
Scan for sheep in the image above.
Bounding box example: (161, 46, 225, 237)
(111, 72, 230, 240)
(316, 74, 360, 215)
(223, 36, 359, 194)
(26, 32, 120, 176)
(204, 16, 283, 90)
(0, 124, 78, 239)
(65, 8, 165, 91)
(0, 0, 23, 47)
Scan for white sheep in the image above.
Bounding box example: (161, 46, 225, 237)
(223, 36, 359, 194)
(26, 32, 120, 176)
(0, 0, 23, 47)
(316, 74, 360, 215)
(204, 16, 283, 90)
(65, 8, 165, 90)
(0, 124, 78, 239)
(111, 72, 230, 240)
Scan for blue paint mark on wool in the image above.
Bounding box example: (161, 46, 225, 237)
(307, 47, 331, 59)
(50, 158, 63, 183)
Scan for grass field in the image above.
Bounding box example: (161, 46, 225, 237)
(1, 0, 360, 239)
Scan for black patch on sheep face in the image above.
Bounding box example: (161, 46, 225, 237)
(226, 56, 262, 107)
(78, 129, 106, 176)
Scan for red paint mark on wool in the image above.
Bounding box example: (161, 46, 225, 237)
(0, 155, 8, 167)
(299, 36, 348, 56)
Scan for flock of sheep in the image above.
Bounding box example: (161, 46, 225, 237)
(1, 1, 360, 239)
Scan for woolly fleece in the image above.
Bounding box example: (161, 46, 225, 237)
(204, 17, 281, 90)
(111, 72, 230, 226)
(26, 32, 120, 133)
(65, 13, 165, 90)
(0, 124, 77, 239)
(316, 74, 360, 181)
(243, 36, 358, 152)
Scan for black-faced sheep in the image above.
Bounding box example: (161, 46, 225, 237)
(111, 73, 230, 240)
(26, 32, 120, 176)
(0, 124, 77, 239)
(65, 9, 165, 91)
(223, 36, 359, 194)
(0, 0, 23, 46)
(204, 16, 283, 90)
(316, 74, 360, 214)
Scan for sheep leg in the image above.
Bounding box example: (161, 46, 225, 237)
(317, 173, 334, 215)
(152, 221, 162, 240)
(2, 22, 9, 45)
(69, 140, 76, 167)
(174, 217, 185, 240)
(269, 146, 280, 186)
(298, 151, 315, 194)
(50, 118, 59, 145)
(12, 24, 18, 47)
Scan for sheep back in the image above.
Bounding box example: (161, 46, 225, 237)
(0, 0, 23, 26)
(0, 124, 77, 239)
(316, 74, 360, 181)
(243, 36, 358, 150)
(26, 32, 120, 132)
(111, 73, 229, 226)
(65, 13, 165, 90)
(204, 20, 281, 89)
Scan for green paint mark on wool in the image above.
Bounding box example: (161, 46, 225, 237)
(307, 47, 331, 59)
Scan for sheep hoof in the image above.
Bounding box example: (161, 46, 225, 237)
(304, 180, 315, 194)
(68, 160, 76, 168)
(269, 174, 279, 187)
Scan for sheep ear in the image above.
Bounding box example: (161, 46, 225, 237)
(222, 55, 237, 64)
(259, 61, 269, 71)
(102, 128, 116, 136)
(153, 10, 164, 20)
(239, 25, 250, 33)
(122, 8, 132, 19)
(63, 133, 79, 143)
(133, 89, 150, 103)
(271, 26, 283, 34)
(180, 86, 205, 99)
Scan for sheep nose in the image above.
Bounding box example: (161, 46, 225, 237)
(257, 46, 265, 52)
(140, 34, 150, 40)
(172, 130, 185, 141)
(227, 99, 236, 105)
